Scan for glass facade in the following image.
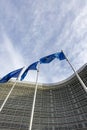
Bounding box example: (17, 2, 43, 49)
(0, 65, 87, 130)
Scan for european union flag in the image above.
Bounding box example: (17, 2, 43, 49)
(0, 67, 23, 83)
(21, 61, 39, 81)
(40, 54, 56, 64)
(55, 52, 66, 60)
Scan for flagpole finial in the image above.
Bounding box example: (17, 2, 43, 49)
(61, 50, 63, 52)
(37, 69, 39, 72)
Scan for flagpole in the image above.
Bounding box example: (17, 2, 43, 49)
(62, 50, 87, 93)
(28, 63, 40, 130)
(0, 67, 25, 112)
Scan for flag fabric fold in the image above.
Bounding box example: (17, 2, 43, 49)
(55, 51, 66, 60)
(40, 51, 66, 64)
(40, 54, 56, 64)
(0, 67, 23, 83)
(20, 61, 39, 81)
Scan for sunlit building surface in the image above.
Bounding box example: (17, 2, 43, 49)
(0, 64, 87, 130)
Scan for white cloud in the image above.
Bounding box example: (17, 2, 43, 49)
(72, 6, 87, 38)
(0, 0, 87, 83)
(0, 32, 25, 77)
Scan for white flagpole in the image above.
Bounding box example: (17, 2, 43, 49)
(0, 67, 25, 112)
(62, 50, 87, 93)
(28, 63, 40, 130)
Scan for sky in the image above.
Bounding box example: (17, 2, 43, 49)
(0, 0, 87, 83)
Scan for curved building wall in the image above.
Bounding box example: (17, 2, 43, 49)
(0, 65, 87, 130)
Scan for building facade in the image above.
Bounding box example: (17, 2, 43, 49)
(0, 64, 87, 130)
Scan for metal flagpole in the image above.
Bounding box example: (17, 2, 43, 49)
(0, 67, 25, 112)
(62, 50, 87, 93)
(28, 63, 40, 130)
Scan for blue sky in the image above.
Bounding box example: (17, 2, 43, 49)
(0, 0, 87, 83)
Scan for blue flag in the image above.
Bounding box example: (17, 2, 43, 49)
(55, 51, 66, 60)
(20, 61, 39, 81)
(40, 54, 56, 64)
(0, 67, 23, 83)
